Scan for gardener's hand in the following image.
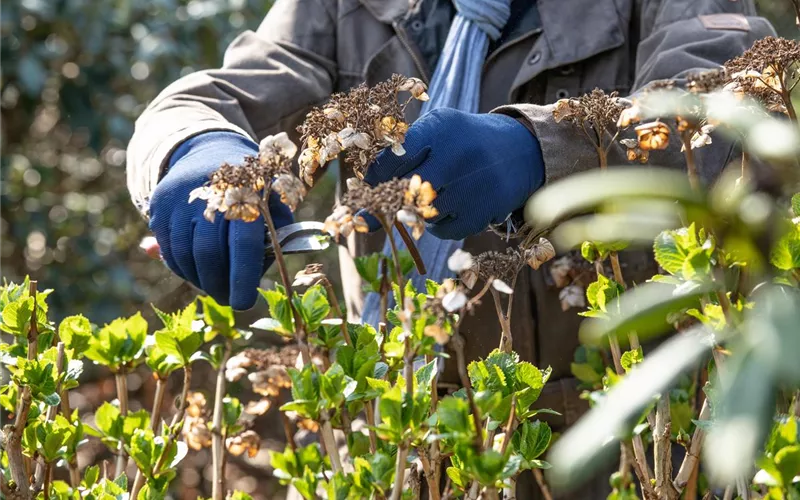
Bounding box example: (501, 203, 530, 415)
(149, 131, 293, 310)
(363, 108, 545, 240)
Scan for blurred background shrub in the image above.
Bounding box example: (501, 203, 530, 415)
(0, 0, 794, 323)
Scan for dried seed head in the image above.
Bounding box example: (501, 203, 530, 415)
(472, 247, 526, 285)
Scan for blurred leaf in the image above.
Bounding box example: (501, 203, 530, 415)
(580, 281, 711, 346)
(547, 326, 712, 488)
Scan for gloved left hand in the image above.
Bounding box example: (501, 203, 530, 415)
(363, 108, 545, 240)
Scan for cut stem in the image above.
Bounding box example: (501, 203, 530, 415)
(364, 402, 378, 454)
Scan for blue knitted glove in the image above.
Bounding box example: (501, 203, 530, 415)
(149, 131, 293, 310)
(363, 108, 544, 240)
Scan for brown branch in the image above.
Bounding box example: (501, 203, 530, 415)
(364, 402, 378, 454)
(418, 450, 441, 500)
(394, 221, 426, 275)
(532, 470, 554, 500)
(260, 202, 311, 365)
(319, 410, 343, 473)
(675, 399, 710, 492)
(211, 341, 232, 500)
(451, 333, 484, 451)
(490, 288, 512, 354)
(113, 371, 129, 478)
(654, 394, 679, 499)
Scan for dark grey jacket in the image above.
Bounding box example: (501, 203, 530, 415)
(127, 0, 775, 430)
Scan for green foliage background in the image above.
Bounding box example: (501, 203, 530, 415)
(0, 0, 793, 323)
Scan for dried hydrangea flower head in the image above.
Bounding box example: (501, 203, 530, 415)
(553, 89, 625, 142)
(324, 174, 438, 240)
(297, 75, 428, 185)
(189, 132, 306, 222)
(183, 392, 212, 450)
(686, 68, 728, 94)
(724, 36, 800, 115)
(471, 247, 527, 292)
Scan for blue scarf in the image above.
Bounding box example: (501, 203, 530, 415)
(362, 0, 513, 325)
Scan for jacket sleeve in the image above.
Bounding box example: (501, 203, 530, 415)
(494, 0, 776, 187)
(126, 0, 337, 217)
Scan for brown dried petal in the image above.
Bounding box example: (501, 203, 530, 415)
(635, 121, 670, 151)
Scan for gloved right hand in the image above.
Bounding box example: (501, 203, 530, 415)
(148, 131, 293, 310)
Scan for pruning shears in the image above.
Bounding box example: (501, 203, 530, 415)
(265, 221, 330, 256)
(140, 220, 330, 261)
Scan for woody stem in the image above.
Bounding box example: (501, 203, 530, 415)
(260, 202, 311, 365)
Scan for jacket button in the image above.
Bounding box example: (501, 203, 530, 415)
(528, 52, 541, 65)
(556, 89, 570, 99)
(410, 19, 424, 32)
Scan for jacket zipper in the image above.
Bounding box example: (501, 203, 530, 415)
(393, 21, 431, 84)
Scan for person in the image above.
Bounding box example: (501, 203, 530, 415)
(127, 0, 775, 496)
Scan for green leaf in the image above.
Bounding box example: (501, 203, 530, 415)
(525, 168, 701, 231)
(1, 296, 34, 336)
(792, 193, 800, 217)
(437, 396, 470, 434)
(620, 348, 643, 373)
(258, 288, 294, 336)
(771, 224, 800, 271)
(58, 315, 93, 357)
(653, 230, 686, 275)
(512, 420, 552, 462)
(414, 360, 437, 391)
(547, 326, 712, 489)
(223, 397, 243, 428)
(354, 253, 382, 292)
(123, 410, 151, 441)
(94, 402, 122, 439)
(42, 392, 61, 406)
(293, 285, 330, 332)
(570, 363, 603, 385)
(198, 296, 236, 338)
(775, 445, 800, 486)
